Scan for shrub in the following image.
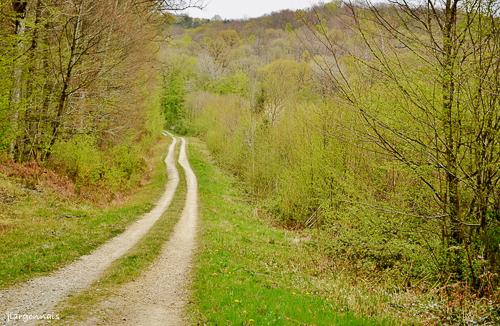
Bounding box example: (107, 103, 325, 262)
(209, 71, 250, 97)
(105, 141, 145, 190)
(50, 135, 104, 187)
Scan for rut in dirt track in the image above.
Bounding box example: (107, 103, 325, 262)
(0, 135, 180, 325)
(83, 137, 199, 326)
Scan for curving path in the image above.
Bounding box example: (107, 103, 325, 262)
(0, 135, 180, 325)
(83, 137, 199, 326)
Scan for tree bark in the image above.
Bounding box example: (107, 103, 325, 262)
(9, 0, 28, 160)
(442, 0, 461, 246)
(17, 0, 43, 162)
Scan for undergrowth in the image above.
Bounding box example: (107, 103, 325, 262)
(0, 136, 171, 288)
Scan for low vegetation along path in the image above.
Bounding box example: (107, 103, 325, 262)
(84, 137, 199, 326)
(0, 135, 200, 324)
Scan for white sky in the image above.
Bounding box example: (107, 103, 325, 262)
(184, 0, 328, 20)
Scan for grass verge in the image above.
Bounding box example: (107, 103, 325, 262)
(187, 138, 394, 325)
(0, 136, 170, 289)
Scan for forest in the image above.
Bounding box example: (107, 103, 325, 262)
(0, 0, 498, 325)
(0, 0, 179, 193)
(164, 0, 499, 323)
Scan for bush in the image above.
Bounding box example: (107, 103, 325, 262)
(50, 134, 147, 193)
(50, 135, 104, 187)
(105, 142, 145, 190)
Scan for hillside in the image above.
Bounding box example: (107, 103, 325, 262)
(162, 2, 500, 324)
(0, 0, 498, 325)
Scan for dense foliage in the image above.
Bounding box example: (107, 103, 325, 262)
(0, 0, 172, 192)
(163, 1, 499, 322)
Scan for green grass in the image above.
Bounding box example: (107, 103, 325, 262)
(188, 139, 393, 325)
(0, 137, 171, 289)
(54, 157, 187, 323)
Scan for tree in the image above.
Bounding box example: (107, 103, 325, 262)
(162, 66, 187, 132)
(7, 0, 28, 158)
(1, 0, 205, 162)
(304, 0, 499, 287)
(257, 59, 310, 125)
(202, 29, 240, 73)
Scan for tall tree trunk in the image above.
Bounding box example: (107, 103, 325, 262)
(18, 0, 43, 162)
(9, 0, 28, 160)
(442, 0, 463, 279)
(44, 3, 83, 159)
(31, 20, 53, 162)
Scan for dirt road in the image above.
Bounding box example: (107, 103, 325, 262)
(82, 137, 198, 326)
